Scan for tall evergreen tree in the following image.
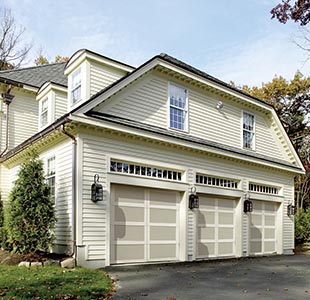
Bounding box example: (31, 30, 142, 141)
(6, 156, 56, 253)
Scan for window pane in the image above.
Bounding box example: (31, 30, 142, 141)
(169, 84, 187, 130)
(71, 68, 82, 104)
(243, 112, 254, 149)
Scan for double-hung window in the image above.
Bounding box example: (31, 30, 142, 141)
(40, 98, 48, 128)
(46, 156, 56, 204)
(71, 68, 82, 105)
(169, 83, 188, 131)
(242, 111, 255, 150)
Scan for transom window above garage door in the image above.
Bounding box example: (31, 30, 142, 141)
(249, 183, 279, 195)
(196, 173, 239, 189)
(110, 160, 183, 181)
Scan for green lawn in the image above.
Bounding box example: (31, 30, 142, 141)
(0, 265, 112, 299)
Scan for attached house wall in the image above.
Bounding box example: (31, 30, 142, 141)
(77, 130, 294, 267)
(89, 61, 128, 97)
(95, 71, 290, 162)
(0, 89, 38, 151)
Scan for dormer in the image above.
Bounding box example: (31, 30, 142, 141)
(37, 82, 67, 130)
(64, 49, 134, 111)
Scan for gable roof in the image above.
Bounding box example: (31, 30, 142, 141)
(0, 62, 67, 88)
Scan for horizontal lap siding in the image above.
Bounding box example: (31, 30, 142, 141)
(283, 181, 295, 249)
(103, 75, 167, 128)
(5, 91, 38, 150)
(97, 73, 288, 161)
(82, 138, 108, 260)
(81, 132, 294, 260)
(54, 141, 72, 252)
(90, 62, 127, 97)
(55, 92, 67, 120)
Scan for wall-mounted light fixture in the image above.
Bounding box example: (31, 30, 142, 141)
(216, 101, 224, 110)
(91, 174, 103, 202)
(243, 192, 253, 213)
(189, 186, 199, 209)
(287, 203, 295, 216)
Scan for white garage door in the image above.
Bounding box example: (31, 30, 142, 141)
(111, 184, 180, 264)
(249, 200, 278, 255)
(197, 195, 236, 259)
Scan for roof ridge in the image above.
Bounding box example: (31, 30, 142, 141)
(0, 62, 66, 74)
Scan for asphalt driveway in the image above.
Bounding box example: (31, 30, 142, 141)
(106, 255, 310, 300)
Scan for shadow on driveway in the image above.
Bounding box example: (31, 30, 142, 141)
(105, 255, 310, 300)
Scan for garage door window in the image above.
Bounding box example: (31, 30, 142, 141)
(110, 160, 182, 181)
(196, 173, 239, 189)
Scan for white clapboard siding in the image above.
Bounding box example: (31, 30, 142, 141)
(53, 141, 73, 253)
(1, 165, 20, 204)
(89, 61, 127, 97)
(55, 91, 67, 120)
(81, 132, 294, 260)
(2, 90, 38, 150)
(97, 73, 289, 162)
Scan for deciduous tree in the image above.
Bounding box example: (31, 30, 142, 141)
(0, 8, 32, 70)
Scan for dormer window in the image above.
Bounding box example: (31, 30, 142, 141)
(40, 97, 49, 128)
(169, 83, 188, 131)
(71, 68, 82, 105)
(242, 111, 255, 150)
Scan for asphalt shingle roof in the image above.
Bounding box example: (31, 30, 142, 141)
(0, 62, 67, 88)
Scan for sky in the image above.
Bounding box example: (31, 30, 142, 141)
(2, 0, 310, 87)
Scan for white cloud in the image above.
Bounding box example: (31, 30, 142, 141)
(206, 31, 310, 87)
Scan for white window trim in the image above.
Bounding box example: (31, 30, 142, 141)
(38, 92, 55, 130)
(167, 82, 189, 132)
(70, 67, 82, 105)
(241, 110, 256, 150)
(44, 154, 56, 205)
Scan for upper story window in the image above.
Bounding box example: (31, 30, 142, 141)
(70, 68, 82, 105)
(46, 156, 56, 204)
(169, 83, 188, 131)
(242, 111, 255, 150)
(40, 97, 49, 128)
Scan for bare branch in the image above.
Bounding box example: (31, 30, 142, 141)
(0, 8, 32, 70)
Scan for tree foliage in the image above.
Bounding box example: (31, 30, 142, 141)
(295, 208, 310, 243)
(232, 72, 310, 208)
(271, 0, 310, 26)
(6, 156, 56, 253)
(0, 8, 32, 70)
(34, 54, 69, 66)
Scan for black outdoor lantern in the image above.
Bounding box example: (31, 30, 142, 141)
(243, 193, 253, 213)
(91, 174, 103, 202)
(189, 186, 199, 209)
(287, 203, 295, 216)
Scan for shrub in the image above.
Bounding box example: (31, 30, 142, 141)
(0, 193, 5, 247)
(295, 208, 310, 244)
(6, 156, 56, 253)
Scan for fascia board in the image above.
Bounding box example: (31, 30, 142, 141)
(271, 109, 305, 172)
(70, 114, 304, 175)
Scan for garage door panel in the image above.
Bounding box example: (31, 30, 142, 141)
(250, 227, 263, 239)
(197, 242, 215, 257)
(218, 227, 234, 240)
(150, 244, 176, 259)
(218, 242, 233, 255)
(114, 185, 145, 204)
(218, 212, 234, 225)
(114, 225, 144, 241)
(197, 196, 236, 259)
(112, 185, 179, 264)
(199, 198, 215, 209)
(150, 208, 176, 223)
(115, 206, 144, 223)
(264, 241, 276, 252)
(115, 245, 145, 261)
(250, 200, 277, 255)
(150, 226, 176, 241)
(150, 189, 177, 206)
(265, 215, 275, 226)
(198, 211, 215, 225)
(251, 214, 262, 226)
(218, 199, 235, 210)
(198, 227, 215, 240)
(264, 228, 275, 239)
